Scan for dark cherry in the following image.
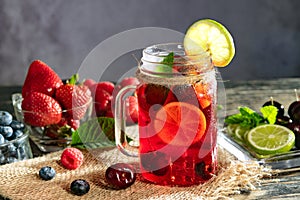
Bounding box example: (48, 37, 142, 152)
(288, 101, 300, 123)
(286, 122, 300, 149)
(275, 115, 292, 127)
(195, 161, 214, 180)
(105, 163, 136, 189)
(140, 151, 170, 176)
(263, 99, 284, 117)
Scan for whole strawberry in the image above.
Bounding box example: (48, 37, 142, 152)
(125, 96, 138, 124)
(93, 81, 115, 117)
(61, 147, 84, 170)
(55, 74, 92, 120)
(21, 92, 62, 127)
(22, 60, 63, 98)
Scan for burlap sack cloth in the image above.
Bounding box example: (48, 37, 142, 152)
(0, 147, 272, 200)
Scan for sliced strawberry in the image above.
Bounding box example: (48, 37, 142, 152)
(22, 60, 63, 97)
(55, 83, 92, 120)
(21, 92, 62, 127)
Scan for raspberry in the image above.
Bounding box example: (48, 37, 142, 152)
(60, 147, 84, 170)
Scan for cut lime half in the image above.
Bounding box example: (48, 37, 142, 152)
(245, 124, 295, 155)
(184, 19, 235, 67)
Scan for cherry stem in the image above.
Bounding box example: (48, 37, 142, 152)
(270, 96, 274, 105)
(295, 89, 299, 101)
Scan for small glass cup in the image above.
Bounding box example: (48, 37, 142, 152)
(0, 129, 33, 165)
(115, 43, 218, 186)
(12, 93, 93, 153)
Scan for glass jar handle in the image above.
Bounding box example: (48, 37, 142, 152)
(114, 85, 139, 157)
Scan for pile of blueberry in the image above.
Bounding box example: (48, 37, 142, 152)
(0, 110, 32, 165)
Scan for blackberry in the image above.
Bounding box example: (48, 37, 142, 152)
(39, 166, 56, 180)
(70, 179, 90, 196)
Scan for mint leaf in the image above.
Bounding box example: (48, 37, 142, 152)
(225, 106, 265, 129)
(161, 52, 174, 68)
(71, 117, 115, 149)
(260, 105, 278, 124)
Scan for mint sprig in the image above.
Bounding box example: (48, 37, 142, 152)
(161, 52, 174, 68)
(225, 106, 278, 129)
(71, 117, 115, 149)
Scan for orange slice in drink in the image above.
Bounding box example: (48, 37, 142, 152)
(193, 82, 212, 109)
(153, 102, 206, 146)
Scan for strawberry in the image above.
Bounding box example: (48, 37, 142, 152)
(125, 96, 138, 124)
(93, 81, 115, 117)
(55, 74, 92, 120)
(83, 78, 97, 92)
(60, 147, 84, 170)
(94, 88, 112, 117)
(22, 60, 63, 97)
(21, 92, 62, 127)
(112, 77, 139, 103)
(94, 81, 115, 96)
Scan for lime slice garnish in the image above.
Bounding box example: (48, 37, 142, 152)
(184, 19, 235, 67)
(245, 124, 295, 155)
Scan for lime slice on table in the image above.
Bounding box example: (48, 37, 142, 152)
(184, 19, 235, 67)
(234, 126, 249, 142)
(245, 124, 295, 155)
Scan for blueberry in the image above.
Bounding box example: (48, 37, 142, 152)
(39, 166, 56, 180)
(70, 179, 90, 196)
(0, 154, 5, 164)
(0, 134, 4, 144)
(8, 130, 24, 141)
(0, 126, 13, 139)
(10, 120, 25, 130)
(0, 111, 12, 126)
(7, 157, 18, 163)
(18, 145, 28, 159)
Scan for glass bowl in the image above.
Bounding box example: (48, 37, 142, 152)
(12, 93, 93, 153)
(0, 129, 33, 165)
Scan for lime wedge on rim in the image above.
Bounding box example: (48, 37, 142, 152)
(245, 124, 295, 155)
(184, 19, 235, 67)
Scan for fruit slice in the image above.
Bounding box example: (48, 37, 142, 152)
(193, 81, 211, 109)
(153, 102, 206, 146)
(234, 126, 249, 142)
(245, 124, 295, 155)
(184, 19, 235, 67)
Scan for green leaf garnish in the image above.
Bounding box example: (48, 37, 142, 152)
(71, 117, 115, 149)
(260, 105, 278, 124)
(225, 105, 279, 129)
(225, 106, 265, 129)
(161, 52, 174, 68)
(67, 74, 79, 85)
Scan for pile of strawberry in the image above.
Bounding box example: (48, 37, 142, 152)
(21, 60, 139, 140)
(83, 76, 139, 124)
(21, 60, 92, 138)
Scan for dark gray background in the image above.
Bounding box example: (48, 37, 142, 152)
(1, 0, 300, 86)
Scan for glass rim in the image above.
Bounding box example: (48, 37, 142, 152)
(13, 94, 92, 114)
(141, 42, 211, 64)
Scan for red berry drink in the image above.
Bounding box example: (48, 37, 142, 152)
(135, 44, 217, 186)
